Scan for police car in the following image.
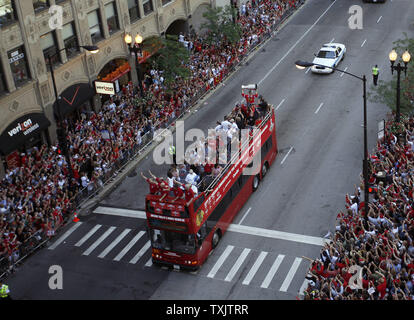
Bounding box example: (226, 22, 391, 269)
(311, 43, 346, 74)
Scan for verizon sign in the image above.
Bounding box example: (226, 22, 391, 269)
(0, 113, 50, 155)
(95, 81, 115, 95)
(8, 118, 40, 137)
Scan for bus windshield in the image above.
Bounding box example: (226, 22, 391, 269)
(150, 229, 196, 254)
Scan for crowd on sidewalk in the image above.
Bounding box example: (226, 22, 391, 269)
(0, 0, 302, 270)
(303, 117, 414, 300)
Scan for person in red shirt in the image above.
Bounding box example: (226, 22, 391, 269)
(141, 172, 160, 195)
(172, 184, 185, 201)
(203, 162, 213, 176)
(376, 276, 387, 299)
(184, 184, 196, 206)
(159, 182, 171, 201)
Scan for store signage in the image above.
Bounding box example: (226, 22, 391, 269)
(7, 118, 40, 137)
(9, 51, 24, 64)
(0, 113, 50, 156)
(114, 79, 120, 93)
(94, 81, 115, 95)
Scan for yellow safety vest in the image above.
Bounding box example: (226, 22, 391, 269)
(169, 146, 176, 155)
(0, 284, 9, 298)
(372, 67, 379, 76)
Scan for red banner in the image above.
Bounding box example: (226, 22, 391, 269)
(6, 150, 21, 169)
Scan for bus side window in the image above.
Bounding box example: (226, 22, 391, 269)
(193, 194, 205, 212)
(238, 175, 243, 188)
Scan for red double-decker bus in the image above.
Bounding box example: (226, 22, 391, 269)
(145, 87, 278, 270)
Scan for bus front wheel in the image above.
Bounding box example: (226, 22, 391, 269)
(212, 230, 221, 249)
(261, 162, 269, 178)
(252, 174, 260, 192)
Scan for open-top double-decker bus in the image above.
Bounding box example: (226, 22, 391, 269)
(145, 84, 278, 270)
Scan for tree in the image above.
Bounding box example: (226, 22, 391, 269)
(200, 5, 242, 45)
(368, 33, 414, 117)
(145, 34, 191, 90)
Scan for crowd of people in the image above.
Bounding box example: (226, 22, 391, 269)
(0, 0, 301, 272)
(303, 117, 414, 300)
(0, 144, 75, 271)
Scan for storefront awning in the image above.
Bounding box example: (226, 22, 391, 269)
(54, 83, 95, 119)
(0, 112, 51, 155)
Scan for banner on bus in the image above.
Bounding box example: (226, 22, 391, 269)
(94, 81, 115, 95)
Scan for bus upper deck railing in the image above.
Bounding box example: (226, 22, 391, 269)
(203, 106, 274, 194)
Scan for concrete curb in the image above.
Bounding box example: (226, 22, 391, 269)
(78, 1, 307, 216)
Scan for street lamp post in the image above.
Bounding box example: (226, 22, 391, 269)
(124, 33, 144, 97)
(295, 60, 369, 220)
(389, 49, 411, 123)
(47, 45, 99, 189)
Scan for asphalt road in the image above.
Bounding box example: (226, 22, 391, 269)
(6, 0, 414, 301)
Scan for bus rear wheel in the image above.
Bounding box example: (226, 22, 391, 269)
(252, 174, 260, 192)
(212, 230, 221, 249)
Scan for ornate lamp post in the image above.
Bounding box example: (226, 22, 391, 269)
(124, 33, 144, 97)
(389, 49, 411, 123)
(295, 60, 369, 219)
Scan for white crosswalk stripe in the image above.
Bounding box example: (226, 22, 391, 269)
(242, 251, 268, 285)
(98, 229, 131, 259)
(48, 222, 83, 250)
(145, 258, 153, 267)
(224, 248, 251, 282)
(261, 254, 285, 289)
(113, 231, 145, 261)
(82, 226, 116, 256)
(129, 240, 151, 264)
(207, 245, 234, 278)
(299, 278, 310, 296)
(280, 257, 302, 292)
(47, 219, 311, 294)
(75, 224, 102, 247)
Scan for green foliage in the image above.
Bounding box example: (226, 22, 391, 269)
(200, 5, 241, 45)
(368, 33, 414, 116)
(146, 34, 191, 90)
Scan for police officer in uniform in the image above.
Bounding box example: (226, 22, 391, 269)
(169, 145, 176, 165)
(0, 282, 12, 300)
(372, 65, 379, 86)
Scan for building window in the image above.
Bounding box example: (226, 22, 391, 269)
(33, 0, 50, 12)
(62, 22, 79, 59)
(142, 0, 153, 15)
(127, 0, 140, 23)
(88, 10, 103, 44)
(40, 32, 60, 70)
(0, 0, 17, 27)
(0, 63, 7, 94)
(105, 2, 119, 35)
(162, 0, 172, 5)
(8, 46, 31, 87)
